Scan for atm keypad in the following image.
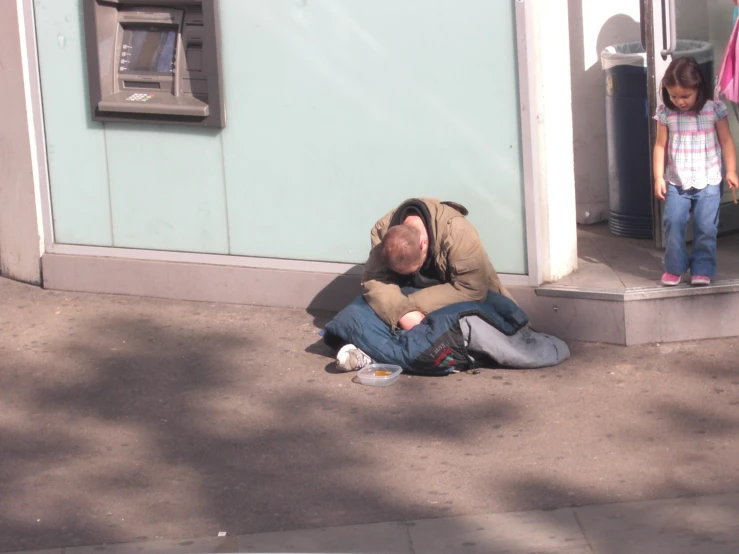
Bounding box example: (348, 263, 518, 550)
(126, 93, 154, 102)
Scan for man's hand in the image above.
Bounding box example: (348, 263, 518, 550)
(399, 311, 426, 330)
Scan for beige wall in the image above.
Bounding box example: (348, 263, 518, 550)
(568, 0, 642, 225)
(676, 0, 710, 39)
(0, 0, 43, 284)
(708, 0, 737, 49)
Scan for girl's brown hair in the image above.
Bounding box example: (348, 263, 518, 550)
(661, 56, 710, 113)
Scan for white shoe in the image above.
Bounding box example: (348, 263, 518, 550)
(335, 344, 372, 372)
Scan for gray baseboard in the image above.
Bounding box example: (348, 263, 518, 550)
(42, 253, 739, 346)
(42, 253, 363, 313)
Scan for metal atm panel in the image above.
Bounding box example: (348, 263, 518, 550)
(83, 0, 225, 127)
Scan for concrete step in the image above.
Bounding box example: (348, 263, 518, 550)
(513, 279, 739, 345)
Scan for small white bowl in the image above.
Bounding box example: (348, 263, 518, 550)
(357, 364, 403, 386)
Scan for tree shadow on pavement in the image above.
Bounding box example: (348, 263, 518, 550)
(2, 280, 739, 554)
(0, 295, 524, 552)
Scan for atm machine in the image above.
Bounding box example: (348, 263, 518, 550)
(83, 0, 225, 127)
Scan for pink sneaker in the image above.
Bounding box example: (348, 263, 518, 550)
(661, 272, 681, 286)
(690, 275, 711, 286)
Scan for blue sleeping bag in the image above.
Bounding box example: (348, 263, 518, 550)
(323, 289, 530, 375)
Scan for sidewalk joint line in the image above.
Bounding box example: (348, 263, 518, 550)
(403, 521, 417, 554)
(572, 508, 596, 554)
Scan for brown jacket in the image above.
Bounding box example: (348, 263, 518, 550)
(362, 198, 513, 327)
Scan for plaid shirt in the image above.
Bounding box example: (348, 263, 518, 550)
(654, 99, 728, 189)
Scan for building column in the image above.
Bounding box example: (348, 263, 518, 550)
(0, 0, 45, 285)
(522, 0, 578, 283)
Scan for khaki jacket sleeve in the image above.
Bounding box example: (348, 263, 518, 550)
(484, 258, 516, 303)
(406, 217, 489, 313)
(361, 212, 416, 327)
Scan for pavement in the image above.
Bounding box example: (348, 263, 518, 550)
(1, 275, 739, 553)
(2, 492, 739, 553)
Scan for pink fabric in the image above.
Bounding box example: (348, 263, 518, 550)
(716, 18, 739, 104)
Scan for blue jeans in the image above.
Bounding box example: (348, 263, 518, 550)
(663, 184, 721, 278)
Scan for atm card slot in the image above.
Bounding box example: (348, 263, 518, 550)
(124, 81, 162, 89)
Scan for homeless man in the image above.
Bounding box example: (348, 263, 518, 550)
(335, 197, 515, 372)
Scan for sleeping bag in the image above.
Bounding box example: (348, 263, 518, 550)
(323, 289, 570, 375)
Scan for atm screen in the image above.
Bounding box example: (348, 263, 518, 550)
(120, 27, 177, 74)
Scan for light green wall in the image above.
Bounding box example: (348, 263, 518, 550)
(35, 0, 111, 246)
(35, 0, 527, 273)
(106, 125, 229, 253)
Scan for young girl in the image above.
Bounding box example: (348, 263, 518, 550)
(653, 56, 739, 286)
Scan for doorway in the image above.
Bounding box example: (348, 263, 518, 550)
(644, 0, 739, 246)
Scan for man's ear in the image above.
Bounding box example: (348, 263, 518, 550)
(419, 236, 429, 258)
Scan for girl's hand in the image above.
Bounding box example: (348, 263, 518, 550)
(654, 177, 667, 200)
(727, 171, 739, 189)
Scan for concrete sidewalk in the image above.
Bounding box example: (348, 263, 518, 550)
(7, 492, 739, 553)
(1, 276, 739, 553)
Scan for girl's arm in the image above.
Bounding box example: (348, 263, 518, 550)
(717, 118, 739, 189)
(653, 122, 669, 200)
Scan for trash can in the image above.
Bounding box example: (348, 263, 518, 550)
(600, 40, 714, 239)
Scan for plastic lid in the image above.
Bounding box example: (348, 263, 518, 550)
(601, 40, 713, 70)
